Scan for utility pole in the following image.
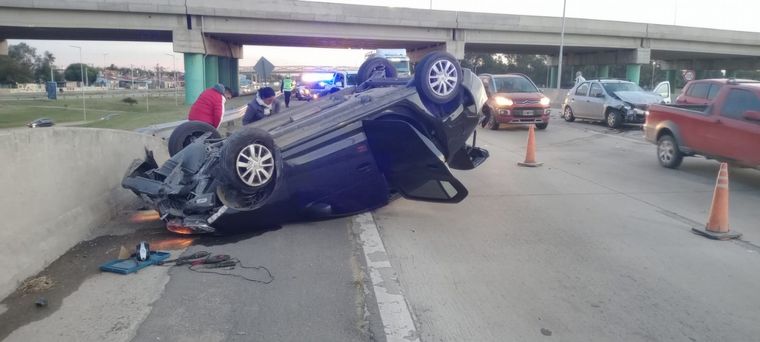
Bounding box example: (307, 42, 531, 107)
(103, 53, 108, 92)
(70, 45, 86, 121)
(556, 0, 567, 89)
(166, 53, 178, 106)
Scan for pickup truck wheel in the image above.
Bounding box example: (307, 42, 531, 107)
(606, 110, 623, 128)
(657, 135, 683, 169)
(563, 106, 575, 122)
(168, 121, 221, 157)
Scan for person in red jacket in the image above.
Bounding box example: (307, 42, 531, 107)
(187, 83, 233, 128)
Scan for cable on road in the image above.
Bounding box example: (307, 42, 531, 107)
(187, 258, 274, 284)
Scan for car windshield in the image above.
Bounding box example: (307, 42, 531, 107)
(492, 76, 539, 93)
(602, 82, 644, 93)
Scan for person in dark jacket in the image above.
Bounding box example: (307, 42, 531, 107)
(188, 83, 232, 128)
(243, 87, 277, 125)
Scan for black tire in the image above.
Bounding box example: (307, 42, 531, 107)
(167, 121, 221, 156)
(657, 135, 683, 169)
(563, 106, 575, 122)
(357, 57, 397, 85)
(535, 122, 548, 130)
(606, 110, 623, 128)
(219, 126, 277, 192)
(486, 114, 499, 130)
(414, 51, 463, 104)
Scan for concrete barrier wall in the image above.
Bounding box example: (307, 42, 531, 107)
(0, 128, 168, 298)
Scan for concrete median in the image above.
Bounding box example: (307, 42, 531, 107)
(0, 127, 168, 299)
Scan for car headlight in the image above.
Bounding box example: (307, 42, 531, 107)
(539, 97, 550, 106)
(304, 89, 310, 94)
(494, 96, 513, 107)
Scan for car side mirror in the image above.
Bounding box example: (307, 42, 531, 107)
(743, 110, 760, 121)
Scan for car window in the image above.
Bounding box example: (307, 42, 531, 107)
(707, 84, 722, 100)
(601, 82, 644, 93)
(720, 89, 760, 121)
(687, 83, 710, 99)
(492, 76, 539, 93)
(479, 76, 493, 93)
(575, 82, 590, 96)
(589, 83, 604, 97)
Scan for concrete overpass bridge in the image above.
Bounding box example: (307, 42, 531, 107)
(3, 0, 759, 103)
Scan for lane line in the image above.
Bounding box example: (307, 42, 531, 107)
(354, 213, 420, 342)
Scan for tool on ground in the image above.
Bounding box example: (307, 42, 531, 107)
(692, 162, 742, 240)
(135, 241, 151, 261)
(518, 124, 543, 167)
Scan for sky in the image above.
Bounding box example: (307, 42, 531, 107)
(8, 0, 760, 71)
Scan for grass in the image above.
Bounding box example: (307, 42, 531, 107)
(0, 93, 254, 130)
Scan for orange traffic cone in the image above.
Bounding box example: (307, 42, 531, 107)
(692, 163, 741, 240)
(518, 125, 543, 167)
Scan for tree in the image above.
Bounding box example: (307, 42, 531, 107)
(64, 63, 98, 84)
(0, 43, 36, 83)
(34, 51, 59, 82)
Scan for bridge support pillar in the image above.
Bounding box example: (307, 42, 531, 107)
(204, 55, 219, 88)
(228, 58, 239, 96)
(626, 64, 641, 85)
(598, 65, 610, 78)
(184, 53, 205, 105)
(218, 56, 231, 90)
(549, 66, 558, 88)
(0, 40, 7, 56)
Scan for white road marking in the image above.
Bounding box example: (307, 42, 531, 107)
(355, 213, 420, 342)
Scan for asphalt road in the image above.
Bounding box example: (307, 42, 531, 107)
(4, 111, 760, 342)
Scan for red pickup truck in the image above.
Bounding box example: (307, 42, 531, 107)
(644, 81, 760, 169)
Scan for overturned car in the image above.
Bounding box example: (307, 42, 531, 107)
(123, 52, 489, 234)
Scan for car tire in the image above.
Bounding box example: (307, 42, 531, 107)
(563, 106, 575, 122)
(657, 135, 683, 169)
(357, 57, 397, 85)
(219, 126, 277, 193)
(535, 123, 548, 130)
(167, 121, 221, 157)
(486, 114, 499, 130)
(606, 110, 624, 128)
(414, 51, 463, 105)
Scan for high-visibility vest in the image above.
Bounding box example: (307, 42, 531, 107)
(283, 79, 294, 91)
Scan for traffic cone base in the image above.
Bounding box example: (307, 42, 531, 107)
(691, 227, 741, 240)
(517, 161, 543, 167)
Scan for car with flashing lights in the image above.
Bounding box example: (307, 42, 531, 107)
(644, 79, 760, 169)
(122, 51, 489, 234)
(562, 79, 671, 128)
(478, 73, 551, 130)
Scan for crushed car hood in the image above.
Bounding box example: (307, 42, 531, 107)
(614, 91, 664, 105)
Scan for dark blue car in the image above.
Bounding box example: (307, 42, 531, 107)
(122, 52, 489, 234)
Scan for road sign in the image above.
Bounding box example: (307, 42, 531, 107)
(254, 57, 275, 82)
(682, 70, 695, 82)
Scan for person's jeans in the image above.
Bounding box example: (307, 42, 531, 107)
(284, 91, 291, 107)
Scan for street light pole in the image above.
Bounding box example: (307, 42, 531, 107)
(556, 0, 567, 90)
(651, 60, 656, 89)
(103, 53, 109, 92)
(166, 53, 178, 106)
(70, 45, 86, 121)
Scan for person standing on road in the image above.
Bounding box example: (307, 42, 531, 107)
(243, 87, 277, 125)
(187, 83, 232, 128)
(575, 71, 586, 85)
(281, 74, 295, 108)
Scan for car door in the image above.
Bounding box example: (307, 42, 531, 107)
(569, 82, 591, 117)
(587, 83, 607, 119)
(715, 88, 760, 165)
(653, 81, 671, 104)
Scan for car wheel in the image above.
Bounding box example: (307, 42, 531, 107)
(563, 106, 575, 122)
(606, 110, 623, 128)
(167, 121, 221, 156)
(657, 135, 683, 169)
(535, 123, 548, 130)
(486, 114, 499, 130)
(219, 126, 277, 192)
(357, 57, 397, 85)
(414, 51, 463, 104)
